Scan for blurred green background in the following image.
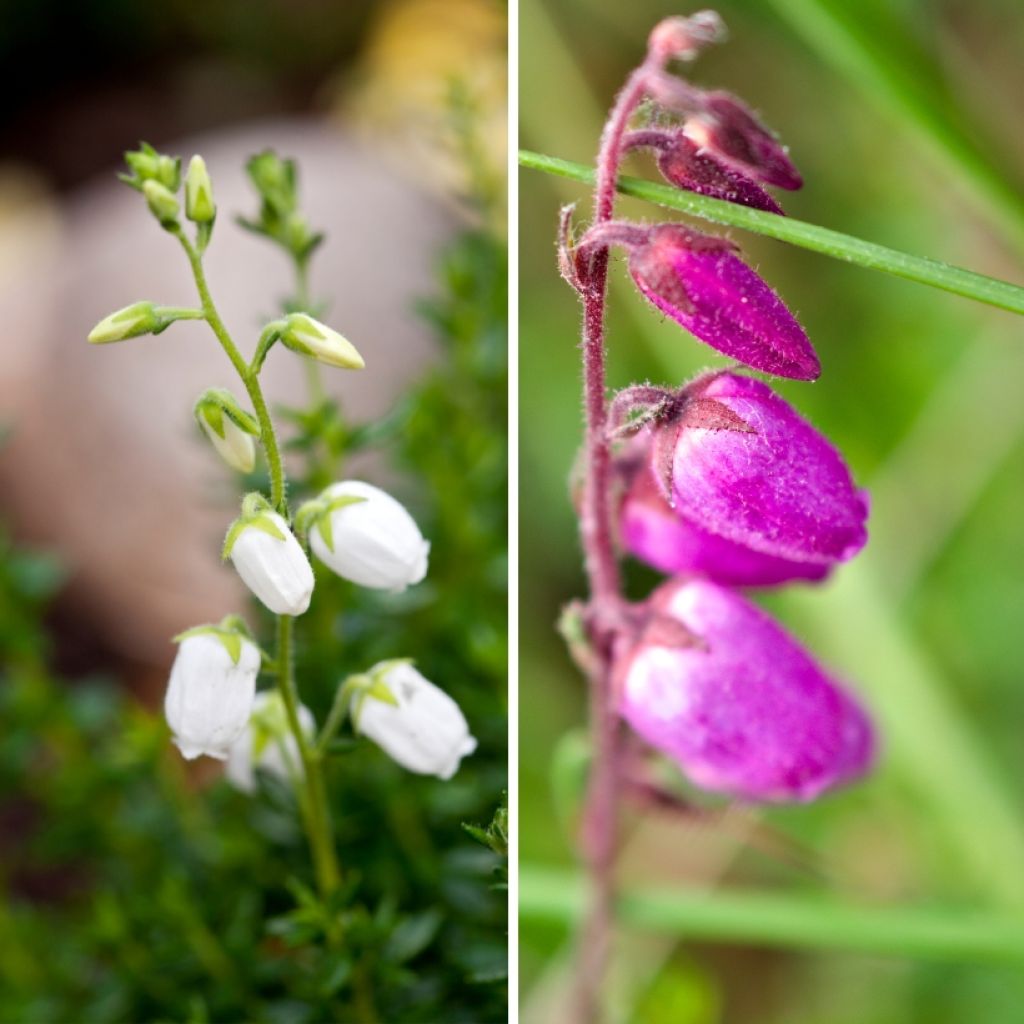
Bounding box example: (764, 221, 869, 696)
(519, 0, 1024, 1020)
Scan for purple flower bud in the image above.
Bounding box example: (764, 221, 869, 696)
(685, 90, 802, 190)
(620, 466, 829, 586)
(617, 578, 875, 801)
(653, 134, 783, 214)
(628, 225, 820, 380)
(654, 372, 868, 565)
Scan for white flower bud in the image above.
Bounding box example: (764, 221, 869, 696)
(228, 512, 314, 616)
(307, 481, 429, 592)
(280, 313, 365, 370)
(201, 414, 255, 473)
(165, 631, 259, 760)
(224, 690, 315, 793)
(185, 154, 216, 223)
(355, 662, 476, 779)
(194, 388, 260, 473)
(87, 301, 161, 344)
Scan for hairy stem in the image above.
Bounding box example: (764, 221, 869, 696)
(574, 50, 662, 1024)
(175, 227, 342, 903)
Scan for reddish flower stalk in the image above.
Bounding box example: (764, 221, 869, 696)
(570, 15, 725, 1021)
(560, 11, 864, 1020)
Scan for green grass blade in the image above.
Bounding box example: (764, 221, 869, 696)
(518, 150, 1024, 316)
(520, 865, 1024, 964)
(765, 0, 1024, 254)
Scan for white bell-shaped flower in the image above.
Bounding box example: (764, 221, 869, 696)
(224, 690, 316, 793)
(355, 661, 476, 779)
(165, 627, 259, 760)
(226, 499, 314, 616)
(306, 481, 429, 592)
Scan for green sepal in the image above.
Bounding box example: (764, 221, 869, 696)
(172, 613, 254, 666)
(294, 494, 366, 552)
(194, 388, 260, 440)
(222, 493, 285, 559)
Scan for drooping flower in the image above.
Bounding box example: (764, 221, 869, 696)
(224, 690, 316, 793)
(620, 465, 828, 586)
(626, 130, 783, 214)
(165, 618, 260, 760)
(627, 224, 820, 379)
(650, 372, 868, 566)
(303, 480, 429, 592)
(353, 661, 476, 779)
(617, 578, 874, 801)
(194, 388, 260, 473)
(683, 90, 803, 190)
(224, 496, 315, 615)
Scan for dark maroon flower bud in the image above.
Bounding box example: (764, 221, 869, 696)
(616, 578, 875, 802)
(653, 372, 868, 565)
(626, 130, 782, 214)
(620, 466, 829, 586)
(685, 90, 802, 190)
(627, 224, 820, 380)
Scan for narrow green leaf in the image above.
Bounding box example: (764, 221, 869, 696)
(520, 865, 1024, 965)
(518, 150, 1024, 316)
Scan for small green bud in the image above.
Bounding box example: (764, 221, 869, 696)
(121, 143, 181, 192)
(88, 301, 161, 344)
(156, 154, 180, 191)
(185, 155, 216, 223)
(245, 150, 295, 206)
(280, 313, 365, 370)
(143, 180, 180, 227)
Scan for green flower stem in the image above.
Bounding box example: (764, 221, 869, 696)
(293, 253, 327, 407)
(520, 865, 1024, 965)
(173, 227, 342, 903)
(277, 615, 341, 902)
(518, 150, 1024, 317)
(173, 229, 287, 513)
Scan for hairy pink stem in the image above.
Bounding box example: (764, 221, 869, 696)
(574, 49, 664, 1024)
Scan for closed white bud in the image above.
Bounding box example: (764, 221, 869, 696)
(88, 301, 161, 344)
(194, 388, 259, 473)
(165, 627, 259, 760)
(227, 510, 314, 616)
(307, 480, 429, 592)
(224, 690, 315, 793)
(280, 313, 365, 370)
(355, 661, 476, 779)
(185, 154, 216, 223)
(202, 414, 255, 473)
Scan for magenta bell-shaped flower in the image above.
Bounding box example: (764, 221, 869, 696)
(620, 465, 829, 586)
(652, 372, 868, 566)
(617, 578, 875, 801)
(628, 225, 820, 380)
